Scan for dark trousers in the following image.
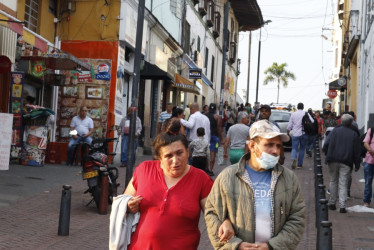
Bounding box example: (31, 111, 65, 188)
(191, 156, 208, 171)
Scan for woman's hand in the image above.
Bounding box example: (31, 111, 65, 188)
(127, 195, 143, 213)
(238, 242, 268, 250)
(218, 218, 235, 242)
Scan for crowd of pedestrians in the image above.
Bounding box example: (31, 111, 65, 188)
(111, 99, 372, 249)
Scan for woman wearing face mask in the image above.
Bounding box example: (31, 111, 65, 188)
(205, 120, 306, 250)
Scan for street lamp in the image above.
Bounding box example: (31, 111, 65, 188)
(255, 20, 272, 104)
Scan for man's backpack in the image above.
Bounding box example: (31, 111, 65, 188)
(302, 112, 314, 135)
(360, 127, 374, 158)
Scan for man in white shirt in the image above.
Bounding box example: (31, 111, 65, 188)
(180, 103, 210, 142)
(287, 102, 312, 169)
(66, 106, 94, 165)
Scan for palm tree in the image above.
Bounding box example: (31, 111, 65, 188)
(263, 62, 296, 103)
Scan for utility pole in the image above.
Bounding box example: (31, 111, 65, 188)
(246, 31, 251, 104)
(126, 0, 146, 188)
(255, 27, 262, 104)
(255, 20, 271, 104)
(219, 1, 229, 114)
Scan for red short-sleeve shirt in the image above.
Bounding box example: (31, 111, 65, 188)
(128, 160, 213, 250)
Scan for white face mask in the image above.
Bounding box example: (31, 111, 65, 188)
(255, 144, 279, 170)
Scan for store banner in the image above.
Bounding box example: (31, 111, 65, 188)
(0, 113, 13, 170)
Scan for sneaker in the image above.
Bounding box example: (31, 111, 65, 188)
(291, 159, 297, 170)
(120, 163, 126, 168)
(297, 165, 302, 169)
(339, 208, 347, 213)
(326, 189, 330, 195)
(364, 203, 370, 208)
(328, 204, 336, 210)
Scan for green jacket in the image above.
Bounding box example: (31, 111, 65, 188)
(205, 153, 305, 250)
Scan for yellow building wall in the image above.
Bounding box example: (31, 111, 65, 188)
(57, 0, 120, 41)
(17, 0, 56, 43)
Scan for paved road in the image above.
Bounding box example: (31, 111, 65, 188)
(0, 148, 374, 249)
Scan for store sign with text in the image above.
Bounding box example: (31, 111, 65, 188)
(189, 68, 202, 79)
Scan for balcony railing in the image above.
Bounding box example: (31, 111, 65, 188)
(213, 11, 221, 39)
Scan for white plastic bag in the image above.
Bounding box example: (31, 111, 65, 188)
(217, 146, 224, 165)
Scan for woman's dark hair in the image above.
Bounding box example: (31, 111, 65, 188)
(153, 119, 189, 158)
(172, 108, 184, 118)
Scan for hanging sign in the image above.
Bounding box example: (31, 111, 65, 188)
(30, 60, 46, 77)
(327, 90, 337, 99)
(189, 68, 202, 79)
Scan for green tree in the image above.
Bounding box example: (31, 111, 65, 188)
(263, 62, 296, 103)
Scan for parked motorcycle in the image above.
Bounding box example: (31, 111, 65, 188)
(71, 127, 119, 208)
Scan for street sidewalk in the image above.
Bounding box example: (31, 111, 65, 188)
(0, 149, 374, 249)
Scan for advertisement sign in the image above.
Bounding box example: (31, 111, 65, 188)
(0, 113, 13, 170)
(95, 63, 111, 80)
(189, 68, 202, 79)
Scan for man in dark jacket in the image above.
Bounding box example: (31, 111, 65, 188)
(323, 114, 361, 213)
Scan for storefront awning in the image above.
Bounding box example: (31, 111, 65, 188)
(21, 52, 91, 71)
(173, 74, 200, 95)
(0, 11, 49, 52)
(140, 61, 172, 81)
(329, 76, 347, 90)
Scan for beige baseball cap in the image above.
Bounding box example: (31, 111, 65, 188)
(249, 120, 290, 142)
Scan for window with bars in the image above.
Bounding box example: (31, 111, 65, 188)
(25, 0, 39, 32)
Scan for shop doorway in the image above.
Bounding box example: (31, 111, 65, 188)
(0, 56, 12, 113)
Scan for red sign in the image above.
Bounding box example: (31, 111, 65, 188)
(327, 90, 337, 99)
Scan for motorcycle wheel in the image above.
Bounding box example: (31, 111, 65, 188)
(91, 186, 101, 208)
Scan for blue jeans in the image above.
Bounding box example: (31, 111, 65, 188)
(67, 136, 92, 164)
(364, 162, 374, 204)
(307, 135, 316, 152)
(121, 135, 138, 164)
(291, 134, 308, 166)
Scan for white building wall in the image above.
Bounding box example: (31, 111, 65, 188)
(358, 0, 374, 130)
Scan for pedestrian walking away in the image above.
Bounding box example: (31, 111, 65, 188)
(224, 111, 250, 165)
(205, 119, 305, 250)
(305, 108, 319, 158)
(287, 102, 311, 169)
(323, 114, 361, 213)
(118, 108, 142, 168)
(189, 127, 211, 174)
(204, 103, 223, 175)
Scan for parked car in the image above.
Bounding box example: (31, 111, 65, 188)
(269, 110, 292, 149)
(269, 103, 294, 111)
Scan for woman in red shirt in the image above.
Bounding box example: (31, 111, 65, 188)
(124, 120, 233, 249)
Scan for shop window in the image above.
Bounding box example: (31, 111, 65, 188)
(25, 0, 39, 32)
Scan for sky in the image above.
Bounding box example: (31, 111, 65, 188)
(237, 0, 335, 110)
